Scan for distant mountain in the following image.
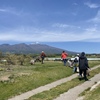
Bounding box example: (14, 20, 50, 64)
(0, 43, 77, 54)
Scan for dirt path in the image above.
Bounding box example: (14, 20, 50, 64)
(8, 65, 100, 100)
(54, 73, 100, 100)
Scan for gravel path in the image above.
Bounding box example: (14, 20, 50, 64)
(8, 65, 100, 100)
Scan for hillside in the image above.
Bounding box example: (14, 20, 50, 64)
(0, 43, 76, 54)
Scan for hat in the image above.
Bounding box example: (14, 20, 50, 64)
(81, 52, 85, 56)
(42, 51, 44, 53)
(77, 54, 79, 56)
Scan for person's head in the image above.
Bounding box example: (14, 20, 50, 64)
(42, 51, 44, 53)
(63, 51, 65, 53)
(76, 54, 79, 56)
(81, 52, 85, 56)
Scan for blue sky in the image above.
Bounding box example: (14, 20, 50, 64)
(0, 0, 100, 53)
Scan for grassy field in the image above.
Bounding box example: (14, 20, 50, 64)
(78, 77, 100, 100)
(27, 67, 100, 100)
(82, 84, 100, 100)
(0, 60, 100, 100)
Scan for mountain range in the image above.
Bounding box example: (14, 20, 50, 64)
(0, 43, 77, 54)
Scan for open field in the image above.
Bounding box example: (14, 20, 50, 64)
(78, 78, 100, 100)
(27, 67, 100, 100)
(81, 84, 100, 100)
(0, 60, 100, 100)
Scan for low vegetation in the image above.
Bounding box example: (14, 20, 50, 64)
(27, 67, 100, 100)
(82, 84, 100, 100)
(78, 79, 100, 100)
(0, 59, 100, 100)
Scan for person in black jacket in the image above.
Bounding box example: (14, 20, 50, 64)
(79, 52, 89, 81)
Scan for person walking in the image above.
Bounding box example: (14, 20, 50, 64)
(72, 57, 78, 73)
(72, 54, 80, 73)
(61, 51, 68, 66)
(40, 51, 46, 64)
(75, 54, 79, 61)
(78, 52, 89, 81)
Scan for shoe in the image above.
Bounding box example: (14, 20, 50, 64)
(88, 74, 90, 76)
(85, 78, 88, 81)
(79, 75, 82, 78)
(79, 78, 82, 81)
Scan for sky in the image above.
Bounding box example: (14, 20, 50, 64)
(0, 0, 100, 53)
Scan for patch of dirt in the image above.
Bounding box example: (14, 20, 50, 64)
(18, 72, 30, 76)
(0, 75, 11, 81)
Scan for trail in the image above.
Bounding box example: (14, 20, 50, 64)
(8, 65, 100, 100)
(54, 73, 100, 100)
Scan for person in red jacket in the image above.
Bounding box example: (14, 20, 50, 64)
(40, 51, 46, 64)
(61, 51, 68, 66)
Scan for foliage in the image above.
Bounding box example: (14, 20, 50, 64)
(0, 56, 100, 100)
(83, 84, 100, 100)
(28, 67, 100, 100)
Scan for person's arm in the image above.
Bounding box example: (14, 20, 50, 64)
(61, 54, 63, 58)
(85, 58, 90, 68)
(71, 60, 74, 66)
(65, 53, 68, 56)
(44, 53, 46, 57)
(40, 53, 42, 57)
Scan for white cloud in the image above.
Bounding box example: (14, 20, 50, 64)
(52, 23, 70, 28)
(73, 3, 78, 6)
(85, 27, 97, 32)
(0, 26, 100, 42)
(0, 7, 26, 16)
(52, 23, 80, 29)
(88, 10, 100, 23)
(71, 12, 77, 16)
(0, 33, 16, 40)
(84, 2, 100, 8)
(0, 8, 7, 12)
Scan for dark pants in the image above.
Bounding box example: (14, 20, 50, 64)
(41, 57, 44, 64)
(63, 59, 67, 66)
(79, 69, 87, 80)
(73, 66, 77, 73)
